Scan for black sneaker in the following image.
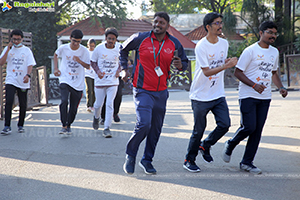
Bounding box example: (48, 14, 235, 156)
(100, 119, 104, 125)
(59, 128, 68, 134)
(93, 116, 99, 130)
(123, 155, 136, 175)
(18, 126, 25, 133)
(66, 127, 72, 135)
(114, 114, 120, 122)
(1, 126, 11, 135)
(139, 160, 156, 175)
(199, 144, 213, 163)
(183, 160, 201, 172)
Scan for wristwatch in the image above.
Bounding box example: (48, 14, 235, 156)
(26, 74, 31, 78)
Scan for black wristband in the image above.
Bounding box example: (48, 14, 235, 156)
(26, 74, 31, 78)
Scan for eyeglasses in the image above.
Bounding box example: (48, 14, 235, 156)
(264, 30, 279, 37)
(71, 39, 81, 43)
(12, 38, 22, 41)
(211, 21, 223, 26)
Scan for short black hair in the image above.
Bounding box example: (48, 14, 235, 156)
(88, 38, 96, 45)
(259, 21, 277, 32)
(203, 12, 223, 32)
(10, 29, 23, 38)
(129, 59, 133, 65)
(70, 29, 83, 39)
(154, 11, 170, 23)
(105, 27, 118, 38)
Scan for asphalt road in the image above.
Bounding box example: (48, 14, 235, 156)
(0, 88, 299, 200)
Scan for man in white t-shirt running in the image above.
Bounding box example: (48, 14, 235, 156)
(0, 29, 36, 135)
(53, 29, 90, 135)
(183, 12, 237, 172)
(222, 21, 288, 174)
(91, 27, 121, 138)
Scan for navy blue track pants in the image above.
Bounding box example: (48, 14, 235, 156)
(126, 88, 168, 163)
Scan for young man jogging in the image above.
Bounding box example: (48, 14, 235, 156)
(0, 29, 36, 134)
(53, 29, 90, 135)
(183, 12, 237, 172)
(222, 21, 288, 174)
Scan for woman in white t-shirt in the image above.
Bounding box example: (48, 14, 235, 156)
(85, 39, 96, 112)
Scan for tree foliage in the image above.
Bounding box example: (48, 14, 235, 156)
(150, 0, 197, 14)
(240, 0, 272, 37)
(0, 1, 65, 72)
(150, 0, 243, 14)
(150, 0, 274, 40)
(228, 37, 257, 58)
(0, 0, 134, 73)
(56, 0, 135, 28)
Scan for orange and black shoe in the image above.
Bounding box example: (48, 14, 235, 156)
(183, 159, 201, 173)
(199, 144, 213, 163)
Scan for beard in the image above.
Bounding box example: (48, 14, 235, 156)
(153, 26, 165, 35)
(265, 37, 276, 45)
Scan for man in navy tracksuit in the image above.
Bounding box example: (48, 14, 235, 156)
(120, 12, 189, 175)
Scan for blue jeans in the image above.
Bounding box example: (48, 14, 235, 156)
(228, 98, 271, 165)
(125, 88, 168, 163)
(186, 97, 230, 161)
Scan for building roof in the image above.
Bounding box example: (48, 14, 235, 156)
(185, 25, 245, 41)
(57, 17, 196, 49)
(167, 26, 196, 49)
(57, 17, 152, 37)
(118, 19, 153, 37)
(185, 25, 207, 41)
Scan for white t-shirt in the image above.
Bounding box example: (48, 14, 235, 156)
(236, 42, 279, 100)
(91, 42, 120, 86)
(0, 45, 36, 89)
(85, 49, 95, 79)
(189, 37, 228, 101)
(55, 43, 90, 91)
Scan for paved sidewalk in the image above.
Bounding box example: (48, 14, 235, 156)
(0, 89, 299, 200)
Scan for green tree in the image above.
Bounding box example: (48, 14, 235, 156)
(0, 2, 64, 72)
(150, 0, 274, 40)
(239, 0, 272, 39)
(56, 0, 135, 28)
(228, 36, 257, 58)
(150, 0, 197, 14)
(0, 0, 134, 72)
(150, 0, 243, 14)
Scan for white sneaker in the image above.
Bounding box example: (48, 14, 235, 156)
(222, 140, 231, 163)
(240, 163, 262, 174)
(103, 128, 112, 138)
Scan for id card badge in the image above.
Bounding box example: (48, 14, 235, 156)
(155, 66, 163, 77)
